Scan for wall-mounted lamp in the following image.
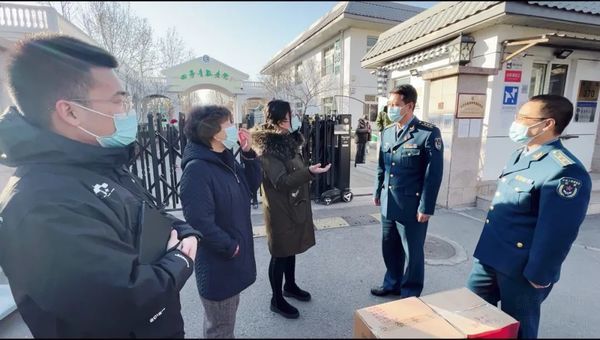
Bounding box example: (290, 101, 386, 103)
(448, 33, 476, 66)
(409, 69, 420, 77)
(554, 49, 573, 59)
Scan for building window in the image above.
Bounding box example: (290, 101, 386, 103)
(334, 39, 341, 75)
(294, 62, 302, 84)
(364, 95, 378, 121)
(528, 62, 569, 98)
(322, 44, 334, 77)
(548, 64, 568, 96)
(529, 63, 547, 98)
(366, 36, 378, 54)
(322, 96, 334, 114)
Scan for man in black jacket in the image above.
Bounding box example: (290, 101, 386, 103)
(0, 33, 200, 338)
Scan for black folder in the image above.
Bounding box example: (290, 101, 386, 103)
(137, 203, 174, 264)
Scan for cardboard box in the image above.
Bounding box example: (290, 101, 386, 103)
(354, 297, 464, 338)
(354, 288, 519, 338)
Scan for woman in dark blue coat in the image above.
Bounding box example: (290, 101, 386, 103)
(180, 105, 261, 338)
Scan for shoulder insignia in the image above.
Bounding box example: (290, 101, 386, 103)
(551, 150, 574, 167)
(418, 121, 435, 129)
(556, 177, 582, 199)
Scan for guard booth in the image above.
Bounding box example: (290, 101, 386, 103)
(300, 114, 353, 205)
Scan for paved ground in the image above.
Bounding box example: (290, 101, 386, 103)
(1, 196, 599, 338)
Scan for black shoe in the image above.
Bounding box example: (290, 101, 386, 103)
(283, 285, 311, 302)
(270, 298, 299, 319)
(370, 286, 401, 297)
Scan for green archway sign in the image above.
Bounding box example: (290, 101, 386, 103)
(162, 54, 249, 95)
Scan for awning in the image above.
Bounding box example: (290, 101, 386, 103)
(502, 33, 600, 63)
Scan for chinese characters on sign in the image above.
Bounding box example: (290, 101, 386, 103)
(575, 80, 599, 123)
(180, 68, 231, 81)
(456, 94, 486, 118)
(504, 70, 522, 83)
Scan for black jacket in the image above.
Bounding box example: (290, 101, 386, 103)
(0, 108, 200, 338)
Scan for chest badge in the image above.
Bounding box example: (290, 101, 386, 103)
(93, 183, 115, 199)
(557, 177, 582, 199)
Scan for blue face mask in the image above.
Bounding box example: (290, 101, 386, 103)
(220, 125, 239, 150)
(387, 106, 406, 123)
(508, 120, 547, 144)
(72, 102, 138, 148)
(289, 115, 302, 132)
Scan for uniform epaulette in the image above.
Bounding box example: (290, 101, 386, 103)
(551, 150, 574, 167)
(417, 121, 436, 129)
(384, 123, 396, 130)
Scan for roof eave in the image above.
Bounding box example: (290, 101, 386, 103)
(361, 6, 508, 69)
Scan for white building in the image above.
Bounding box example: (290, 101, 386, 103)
(260, 1, 424, 129)
(361, 1, 600, 214)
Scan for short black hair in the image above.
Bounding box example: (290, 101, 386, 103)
(184, 105, 232, 148)
(266, 99, 291, 126)
(390, 84, 417, 107)
(530, 95, 573, 134)
(6, 33, 118, 129)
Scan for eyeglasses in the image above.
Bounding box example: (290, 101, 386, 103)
(69, 96, 133, 112)
(514, 114, 548, 122)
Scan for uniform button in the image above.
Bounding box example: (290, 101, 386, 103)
(393, 150, 396, 154)
(515, 187, 520, 191)
(408, 153, 412, 156)
(489, 205, 494, 210)
(495, 191, 501, 197)
(501, 178, 507, 183)
(516, 242, 524, 248)
(389, 185, 392, 189)
(390, 174, 394, 177)
(416, 192, 420, 197)
(392, 162, 396, 166)
(486, 219, 490, 224)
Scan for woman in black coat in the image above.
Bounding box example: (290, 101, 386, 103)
(180, 105, 261, 338)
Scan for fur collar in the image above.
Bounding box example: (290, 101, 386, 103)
(252, 124, 304, 161)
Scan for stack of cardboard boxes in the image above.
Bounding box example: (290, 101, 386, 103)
(354, 288, 519, 338)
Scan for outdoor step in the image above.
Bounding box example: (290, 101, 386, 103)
(477, 191, 600, 216)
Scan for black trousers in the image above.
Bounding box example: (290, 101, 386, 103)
(355, 142, 366, 165)
(268, 255, 296, 300)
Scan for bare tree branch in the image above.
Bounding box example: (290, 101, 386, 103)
(156, 27, 195, 71)
(262, 58, 337, 116)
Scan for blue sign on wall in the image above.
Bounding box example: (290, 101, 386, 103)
(503, 86, 519, 105)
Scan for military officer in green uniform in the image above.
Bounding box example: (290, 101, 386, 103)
(467, 95, 592, 339)
(371, 84, 444, 298)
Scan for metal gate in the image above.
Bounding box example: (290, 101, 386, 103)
(128, 112, 187, 211)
